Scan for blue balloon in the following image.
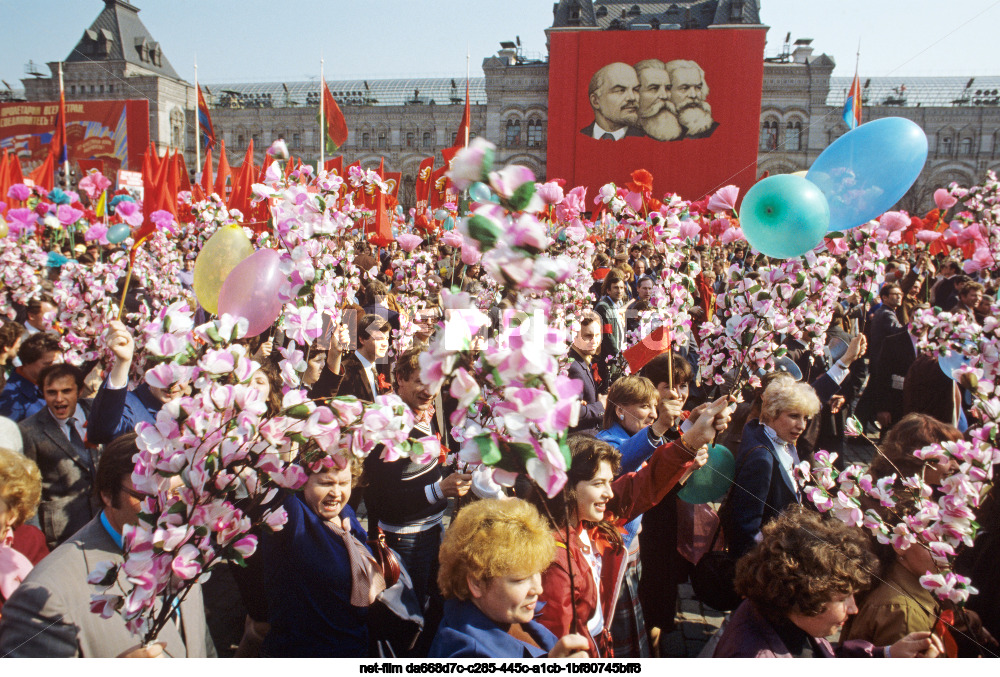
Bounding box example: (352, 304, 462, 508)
(739, 174, 830, 259)
(443, 216, 456, 231)
(469, 181, 493, 204)
(678, 445, 736, 504)
(106, 223, 131, 244)
(938, 343, 974, 380)
(806, 117, 928, 231)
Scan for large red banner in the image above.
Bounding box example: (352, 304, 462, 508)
(0, 99, 149, 175)
(547, 28, 766, 204)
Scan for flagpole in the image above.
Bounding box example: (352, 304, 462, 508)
(194, 58, 201, 170)
(465, 46, 471, 147)
(57, 62, 69, 187)
(319, 56, 325, 170)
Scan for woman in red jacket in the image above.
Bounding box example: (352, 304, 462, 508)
(1, 447, 48, 613)
(527, 397, 730, 657)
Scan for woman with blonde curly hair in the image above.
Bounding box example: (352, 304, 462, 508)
(714, 507, 942, 658)
(1, 447, 47, 610)
(430, 499, 589, 658)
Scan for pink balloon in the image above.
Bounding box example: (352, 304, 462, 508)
(217, 249, 285, 337)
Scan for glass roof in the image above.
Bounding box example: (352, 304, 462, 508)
(202, 77, 487, 109)
(827, 76, 1000, 108)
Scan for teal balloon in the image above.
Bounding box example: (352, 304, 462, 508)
(106, 223, 131, 244)
(678, 445, 736, 504)
(434, 208, 450, 220)
(739, 174, 830, 259)
(806, 117, 928, 231)
(443, 216, 456, 231)
(469, 181, 492, 203)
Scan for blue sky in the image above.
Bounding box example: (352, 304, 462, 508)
(2, 0, 998, 88)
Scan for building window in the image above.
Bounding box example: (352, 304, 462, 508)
(362, 132, 371, 148)
(505, 118, 522, 147)
(527, 118, 544, 148)
(108, 84, 113, 93)
(170, 108, 185, 150)
(760, 121, 778, 150)
(238, 134, 245, 147)
(786, 121, 802, 151)
(70, 85, 76, 94)
(252, 133, 260, 148)
(960, 137, 973, 155)
(406, 132, 414, 147)
(90, 85, 95, 94)
(941, 137, 952, 155)
(422, 131, 432, 147)
(377, 131, 387, 148)
(292, 133, 301, 147)
(99, 85, 104, 94)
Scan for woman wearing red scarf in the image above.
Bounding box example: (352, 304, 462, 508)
(526, 398, 730, 657)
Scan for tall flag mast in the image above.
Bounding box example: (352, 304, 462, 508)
(194, 59, 200, 170)
(54, 62, 69, 186)
(319, 56, 325, 170)
(843, 42, 862, 130)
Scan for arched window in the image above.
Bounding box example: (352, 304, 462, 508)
(760, 121, 778, 150)
(527, 118, 544, 148)
(505, 118, 522, 147)
(786, 121, 802, 151)
(960, 137, 973, 155)
(422, 131, 432, 147)
(362, 132, 371, 148)
(941, 136, 953, 155)
(377, 131, 387, 148)
(406, 132, 415, 148)
(170, 108, 185, 150)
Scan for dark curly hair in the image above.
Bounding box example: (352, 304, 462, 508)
(734, 506, 875, 623)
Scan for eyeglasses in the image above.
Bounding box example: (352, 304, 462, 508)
(119, 485, 147, 501)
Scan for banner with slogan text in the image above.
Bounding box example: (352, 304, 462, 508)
(0, 99, 149, 176)
(546, 28, 766, 204)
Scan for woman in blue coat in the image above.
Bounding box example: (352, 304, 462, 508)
(724, 375, 820, 559)
(430, 498, 588, 659)
(261, 454, 376, 657)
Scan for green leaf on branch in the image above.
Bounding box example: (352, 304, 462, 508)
(475, 435, 501, 466)
(789, 290, 807, 309)
(507, 182, 536, 212)
(286, 404, 312, 419)
(467, 215, 501, 251)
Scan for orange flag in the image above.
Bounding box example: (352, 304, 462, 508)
(28, 152, 55, 191)
(227, 140, 255, 217)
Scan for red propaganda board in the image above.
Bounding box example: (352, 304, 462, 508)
(547, 28, 766, 204)
(0, 99, 149, 174)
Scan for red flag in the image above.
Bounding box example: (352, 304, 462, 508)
(51, 86, 68, 166)
(214, 140, 231, 198)
(0, 151, 9, 204)
(441, 80, 471, 166)
(429, 165, 449, 210)
(321, 81, 349, 152)
(623, 326, 673, 374)
(147, 142, 160, 178)
(324, 156, 343, 177)
(77, 159, 103, 176)
(28, 152, 55, 192)
(283, 155, 295, 178)
(227, 140, 255, 217)
(200, 148, 214, 195)
(368, 189, 393, 247)
(7, 153, 24, 187)
(414, 157, 434, 211)
(173, 151, 191, 194)
(384, 171, 401, 199)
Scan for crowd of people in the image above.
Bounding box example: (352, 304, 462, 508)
(0, 154, 998, 662)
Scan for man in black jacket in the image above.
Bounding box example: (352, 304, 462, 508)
(567, 311, 607, 434)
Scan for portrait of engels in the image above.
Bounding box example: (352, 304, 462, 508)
(582, 60, 719, 141)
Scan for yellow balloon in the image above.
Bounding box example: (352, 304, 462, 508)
(791, 170, 809, 177)
(193, 224, 254, 315)
(0, 219, 7, 238)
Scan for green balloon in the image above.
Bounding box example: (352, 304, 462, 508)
(106, 223, 131, 244)
(677, 444, 735, 504)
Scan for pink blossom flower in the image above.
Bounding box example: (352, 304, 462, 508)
(7, 184, 32, 201)
(397, 233, 423, 252)
(78, 171, 111, 200)
(56, 204, 84, 226)
(448, 138, 493, 190)
(536, 181, 564, 205)
(707, 185, 739, 213)
(933, 188, 958, 210)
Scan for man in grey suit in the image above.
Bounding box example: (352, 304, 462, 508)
(0, 433, 215, 657)
(18, 363, 100, 549)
